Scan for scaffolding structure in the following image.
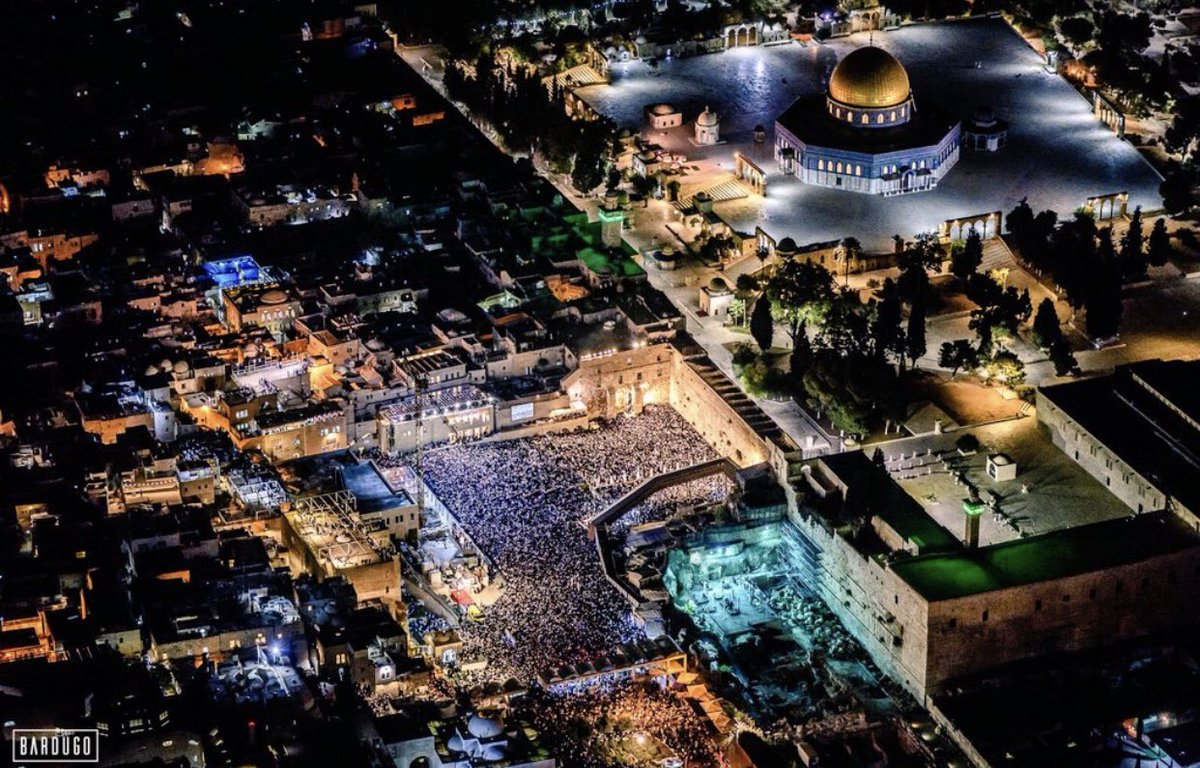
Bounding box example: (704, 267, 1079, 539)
(290, 490, 393, 570)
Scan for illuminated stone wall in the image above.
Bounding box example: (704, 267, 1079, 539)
(1037, 390, 1176, 519)
(791, 502, 1200, 701)
(558, 343, 772, 467)
(562, 344, 674, 420)
(921, 548, 1200, 690)
(669, 357, 771, 467)
(788, 510, 931, 697)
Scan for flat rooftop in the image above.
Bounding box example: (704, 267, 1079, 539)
(891, 512, 1200, 602)
(377, 384, 493, 422)
(1040, 359, 1200, 515)
(340, 461, 414, 514)
(285, 491, 391, 570)
(880, 417, 1131, 547)
(819, 450, 960, 554)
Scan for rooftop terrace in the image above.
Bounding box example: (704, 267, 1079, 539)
(891, 512, 1200, 602)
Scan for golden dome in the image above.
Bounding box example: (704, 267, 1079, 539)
(828, 47, 911, 108)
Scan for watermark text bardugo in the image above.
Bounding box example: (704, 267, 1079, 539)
(12, 729, 100, 763)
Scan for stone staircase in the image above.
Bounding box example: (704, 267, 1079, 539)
(676, 177, 749, 211)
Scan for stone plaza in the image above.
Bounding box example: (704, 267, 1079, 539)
(578, 18, 1164, 251)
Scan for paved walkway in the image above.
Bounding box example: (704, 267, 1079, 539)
(621, 200, 838, 455)
(676, 177, 747, 210)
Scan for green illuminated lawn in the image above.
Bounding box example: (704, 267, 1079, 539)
(892, 513, 1197, 601)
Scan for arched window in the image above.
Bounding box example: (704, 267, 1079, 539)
(876, 113, 884, 124)
(890, 110, 896, 121)
(847, 111, 854, 122)
(901, 106, 907, 118)
(818, 159, 825, 171)
(856, 164, 862, 176)
(836, 161, 843, 173)
(835, 107, 841, 118)
(861, 113, 869, 125)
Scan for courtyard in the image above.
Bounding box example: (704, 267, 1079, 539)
(578, 18, 1163, 251)
(874, 416, 1131, 547)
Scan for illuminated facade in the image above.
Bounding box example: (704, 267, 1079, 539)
(376, 385, 496, 452)
(774, 47, 960, 195)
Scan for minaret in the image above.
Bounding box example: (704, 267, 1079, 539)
(599, 206, 624, 248)
(963, 492, 984, 549)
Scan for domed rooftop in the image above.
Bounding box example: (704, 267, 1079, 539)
(828, 47, 910, 109)
(261, 289, 288, 305)
(482, 744, 508, 761)
(707, 276, 731, 294)
(776, 237, 798, 253)
(969, 106, 999, 127)
(696, 107, 719, 127)
(650, 103, 677, 116)
(467, 714, 503, 739)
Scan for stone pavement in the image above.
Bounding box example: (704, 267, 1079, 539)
(576, 18, 1163, 252)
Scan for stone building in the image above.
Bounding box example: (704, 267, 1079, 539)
(280, 491, 401, 603)
(376, 385, 496, 453)
(775, 46, 960, 195)
(222, 283, 302, 338)
(790, 451, 1200, 701)
(646, 103, 683, 130)
(695, 106, 720, 145)
(274, 407, 347, 461)
(1038, 359, 1200, 527)
(374, 709, 556, 768)
(698, 276, 735, 319)
(962, 107, 1009, 152)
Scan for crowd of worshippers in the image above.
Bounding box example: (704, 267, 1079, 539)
(419, 406, 722, 681)
(522, 677, 722, 768)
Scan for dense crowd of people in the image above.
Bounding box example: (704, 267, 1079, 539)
(613, 475, 733, 534)
(524, 678, 722, 768)
(420, 406, 721, 680)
